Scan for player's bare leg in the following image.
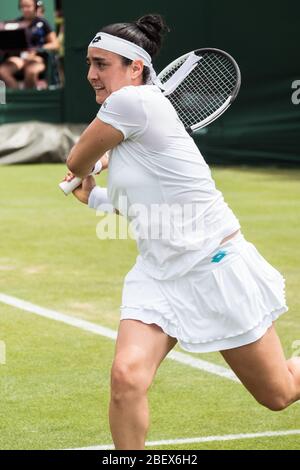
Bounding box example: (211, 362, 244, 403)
(109, 320, 177, 450)
(221, 324, 300, 410)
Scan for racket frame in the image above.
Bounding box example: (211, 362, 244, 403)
(158, 47, 241, 134)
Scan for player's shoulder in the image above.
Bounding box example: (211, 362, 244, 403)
(108, 85, 142, 102)
(101, 85, 163, 120)
(108, 85, 161, 103)
(102, 86, 144, 114)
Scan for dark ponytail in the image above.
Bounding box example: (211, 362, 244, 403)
(134, 14, 170, 58)
(101, 13, 170, 83)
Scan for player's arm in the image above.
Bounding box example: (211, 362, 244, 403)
(67, 118, 123, 179)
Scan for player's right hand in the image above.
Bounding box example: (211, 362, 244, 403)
(63, 172, 96, 204)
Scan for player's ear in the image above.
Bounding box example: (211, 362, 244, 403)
(131, 60, 144, 80)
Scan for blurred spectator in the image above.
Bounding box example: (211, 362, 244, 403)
(0, 0, 59, 89)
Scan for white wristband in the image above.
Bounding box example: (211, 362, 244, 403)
(92, 160, 103, 174)
(88, 186, 114, 213)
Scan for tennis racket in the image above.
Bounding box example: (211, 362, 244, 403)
(158, 48, 241, 134)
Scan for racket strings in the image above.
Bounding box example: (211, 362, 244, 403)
(203, 55, 236, 95)
(177, 57, 236, 125)
(160, 52, 238, 129)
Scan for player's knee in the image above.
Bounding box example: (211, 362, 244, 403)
(258, 392, 291, 412)
(110, 358, 151, 403)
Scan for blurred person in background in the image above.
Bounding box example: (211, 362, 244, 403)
(0, 0, 59, 89)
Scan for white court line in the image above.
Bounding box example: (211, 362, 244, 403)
(0, 292, 238, 382)
(72, 429, 300, 450)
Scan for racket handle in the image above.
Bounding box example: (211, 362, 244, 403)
(59, 159, 103, 196)
(59, 176, 82, 195)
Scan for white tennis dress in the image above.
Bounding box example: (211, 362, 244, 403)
(90, 84, 288, 352)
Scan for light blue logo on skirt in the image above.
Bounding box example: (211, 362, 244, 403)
(211, 250, 227, 263)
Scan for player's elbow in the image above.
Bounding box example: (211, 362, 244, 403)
(67, 153, 83, 177)
(67, 145, 92, 178)
(66, 157, 77, 175)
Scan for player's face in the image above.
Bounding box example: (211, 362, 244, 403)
(87, 48, 135, 104)
(20, 0, 36, 19)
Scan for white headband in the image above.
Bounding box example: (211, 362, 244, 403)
(88, 32, 201, 96)
(89, 32, 156, 84)
(89, 32, 153, 68)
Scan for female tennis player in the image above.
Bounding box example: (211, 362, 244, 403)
(63, 14, 300, 450)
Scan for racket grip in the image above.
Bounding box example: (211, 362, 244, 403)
(59, 176, 82, 195)
(59, 159, 103, 196)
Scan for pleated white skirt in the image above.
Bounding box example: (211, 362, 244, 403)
(120, 233, 288, 353)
